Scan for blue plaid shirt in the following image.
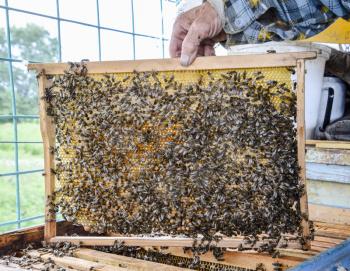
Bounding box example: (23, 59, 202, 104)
(223, 0, 350, 45)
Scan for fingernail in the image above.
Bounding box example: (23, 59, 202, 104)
(180, 54, 190, 66)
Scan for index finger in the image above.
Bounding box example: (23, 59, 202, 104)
(169, 14, 193, 58)
(169, 35, 182, 58)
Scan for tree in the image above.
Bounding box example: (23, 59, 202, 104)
(0, 23, 58, 116)
(0, 27, 11, 115)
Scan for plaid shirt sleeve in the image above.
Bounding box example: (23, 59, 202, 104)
(223, 0, 350, 46)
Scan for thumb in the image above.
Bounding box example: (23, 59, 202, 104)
(180, 22, 205, 66)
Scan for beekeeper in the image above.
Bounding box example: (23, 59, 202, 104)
(170, 0, 350, 84)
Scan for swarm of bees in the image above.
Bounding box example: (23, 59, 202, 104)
(44, 61, 305, 253)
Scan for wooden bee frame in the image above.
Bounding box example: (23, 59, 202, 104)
(28, 52, 316, 251)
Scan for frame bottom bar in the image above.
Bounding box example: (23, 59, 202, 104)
(51, 236, 247, 248)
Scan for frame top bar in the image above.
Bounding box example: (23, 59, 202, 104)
(28, 52, 317, 75)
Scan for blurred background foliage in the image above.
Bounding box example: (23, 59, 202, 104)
(0, 23, 58, 117)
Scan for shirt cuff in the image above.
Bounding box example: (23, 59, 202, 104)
(177, 0, 203, 15)
(206, 0, 225, 26)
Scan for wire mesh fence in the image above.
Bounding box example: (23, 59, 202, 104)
(0, 0, 176, 233)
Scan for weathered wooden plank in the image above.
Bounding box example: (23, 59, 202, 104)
(278, 248, 317, 260)
(309, 246, 327, 253)
(306, 163, 350, 183)
(307, 180, 350, 208)
(309, 203, 350, 225)
(311, 240, 337, 249)
(314, 221, 350, 232)
(315, 231, 350, 240)
(0, 221, 86, 256)
(74, 248, 191, 271)
(306, 147, 350, 166)
(314, 222, 350, 239)
(306, 140, 350, 150)
(0, 259, 78, 271)
(29, 251, 126, 271)
(314, 236, 345, 244)
(27, 52, 317, 74)
(0, 263, 27, 271)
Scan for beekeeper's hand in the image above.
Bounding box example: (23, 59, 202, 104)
(169, 2, 226, 66)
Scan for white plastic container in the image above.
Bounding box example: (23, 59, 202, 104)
(316, 77, 347, 130)
(228, 42, 332, 139)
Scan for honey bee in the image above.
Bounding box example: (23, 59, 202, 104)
(46, 62, 304, 258)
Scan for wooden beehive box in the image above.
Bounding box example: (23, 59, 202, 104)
(28, 52, 316, 255)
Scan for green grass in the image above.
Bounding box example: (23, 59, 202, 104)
(0, 120, 45, 233)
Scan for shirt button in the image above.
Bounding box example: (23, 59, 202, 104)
(236, 19, 242, 27)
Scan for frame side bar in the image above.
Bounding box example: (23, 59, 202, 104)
(28, 52, 317, 74)
(296, 59, 311, 249)
(38, 71, 57, 241)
